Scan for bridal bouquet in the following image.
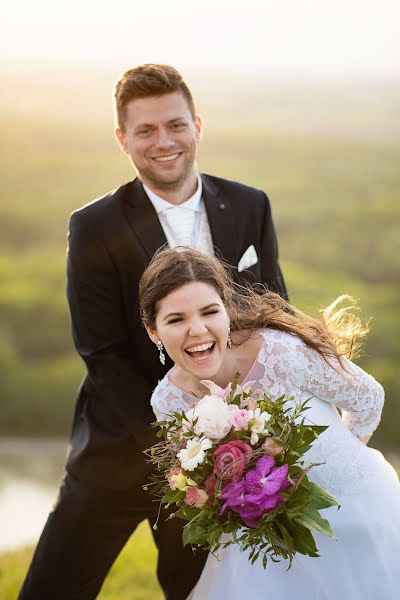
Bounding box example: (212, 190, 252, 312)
(144, 377, 339, 568)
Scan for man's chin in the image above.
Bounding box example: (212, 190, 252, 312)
(150, 177, 185, 191)
(140, 165, 195, 192)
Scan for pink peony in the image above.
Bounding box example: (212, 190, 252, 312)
(182, 395, 235, 440)
(231, 409, 251, 430)
(213, 440, 252, 481)
(184, 487, 209, 508)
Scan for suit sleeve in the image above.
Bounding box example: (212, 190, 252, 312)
(67, 211, 155, 447)
(259, 192, 288, 300)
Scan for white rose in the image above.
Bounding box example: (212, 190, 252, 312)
(183, 395, 235, 441)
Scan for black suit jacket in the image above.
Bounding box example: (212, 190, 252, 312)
(66, 174, 287, 489)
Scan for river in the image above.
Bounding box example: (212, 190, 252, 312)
(0, 437, 67, 552)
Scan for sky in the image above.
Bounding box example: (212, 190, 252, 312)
(1, 0, 400, 80)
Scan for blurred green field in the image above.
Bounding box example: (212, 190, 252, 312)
(0, 77, 399, 449)
(0, 522, 162, 600)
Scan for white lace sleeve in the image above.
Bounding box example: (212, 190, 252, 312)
(150, 375, 196, 421)
(266, 332, 384, 438)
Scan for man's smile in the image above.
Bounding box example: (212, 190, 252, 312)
(152, 152, 182, 162)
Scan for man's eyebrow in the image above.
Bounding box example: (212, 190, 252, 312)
(133, 122, 154, 131)
(163, 303, 220, 321)
(168, 117, 188, 123)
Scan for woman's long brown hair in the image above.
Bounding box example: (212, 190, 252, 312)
(139, 247, 368, 365)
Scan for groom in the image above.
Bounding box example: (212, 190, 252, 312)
(19, 64, 287, 599)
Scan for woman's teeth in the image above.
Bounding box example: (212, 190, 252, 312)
(185, 342, 215, 360)
(186, 342, 214, 353)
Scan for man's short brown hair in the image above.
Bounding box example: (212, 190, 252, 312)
(114, 64, 196, 132)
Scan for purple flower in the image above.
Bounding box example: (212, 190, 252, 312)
(245, 455, 289, 499)
(219, 455, 290, 528)
(219, 480, 246, 515)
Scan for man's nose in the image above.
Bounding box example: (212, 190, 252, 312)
(155, 127, 174, 148)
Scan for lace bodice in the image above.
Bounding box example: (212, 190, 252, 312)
(151, 329, 385, 497)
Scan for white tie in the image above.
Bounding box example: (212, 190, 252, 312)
(163, 206, 196, 248)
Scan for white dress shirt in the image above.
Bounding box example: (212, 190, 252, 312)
(143, 175, 214, 256)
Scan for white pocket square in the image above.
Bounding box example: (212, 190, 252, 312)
(238, 245, 258, 272)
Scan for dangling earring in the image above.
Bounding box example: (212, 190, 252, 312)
(157, 340, 166, 365)
(227, 327, 233, 349)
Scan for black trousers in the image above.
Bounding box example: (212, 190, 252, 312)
(18, 474, 207, 600)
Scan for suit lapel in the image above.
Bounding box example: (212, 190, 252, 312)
(123, 178, 168, 259)
(123, 175, 238, 267)
(202, 174, 237, 267)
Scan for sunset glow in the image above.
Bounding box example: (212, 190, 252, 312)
(1, 0, 399, 79)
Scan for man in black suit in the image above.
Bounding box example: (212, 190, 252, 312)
(19, 64, 287, 600)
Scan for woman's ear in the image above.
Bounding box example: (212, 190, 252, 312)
(145, 325, 159, 346)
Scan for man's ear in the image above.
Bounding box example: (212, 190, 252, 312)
(114, 127, 128, 154)
(194, 114, 203, 142)
(145, 325, 159, 346)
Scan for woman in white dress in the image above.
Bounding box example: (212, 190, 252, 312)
(139, 247, 400, 600)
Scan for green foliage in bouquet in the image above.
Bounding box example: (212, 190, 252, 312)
(145, 376, 339, 568)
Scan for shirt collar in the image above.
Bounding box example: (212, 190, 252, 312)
(143, 174, 203, 214)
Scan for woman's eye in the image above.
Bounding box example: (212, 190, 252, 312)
(167, 318, 183, 324)
(203, 310, 218, 316)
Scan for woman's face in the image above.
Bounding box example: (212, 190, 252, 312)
(147, 281, 230, 380)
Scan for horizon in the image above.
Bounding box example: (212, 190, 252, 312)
(1, 61, 399, 144)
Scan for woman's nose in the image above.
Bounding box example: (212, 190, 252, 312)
(188, 318, 208, 336)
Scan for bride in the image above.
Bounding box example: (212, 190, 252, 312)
(139, 247, 400, 599)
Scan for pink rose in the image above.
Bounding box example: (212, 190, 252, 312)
(167, 467, 183, 490)
(231, 409, 251, 430)
(213, 440, 252, 481)
(184, 487, 209, 508)
(262, 438, 284, 457)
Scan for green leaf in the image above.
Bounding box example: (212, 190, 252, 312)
(163, 489, 185, 504)
(182, 522, 198, 547)
(307, 482, 340, 510)
(289, 521, 319, 557)
(175, 505, 201, 521)
(294, 505, 336, 538)
(250, 550, 260, 564)
(276, 523, 294, 555)
(262, 554, 268, 569)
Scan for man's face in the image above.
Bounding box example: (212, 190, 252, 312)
(115, 91, 202, 193)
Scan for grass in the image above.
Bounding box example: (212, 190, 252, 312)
(0, 522, 163, 600)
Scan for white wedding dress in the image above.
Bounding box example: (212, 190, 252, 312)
(151, 329, 400, 599)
